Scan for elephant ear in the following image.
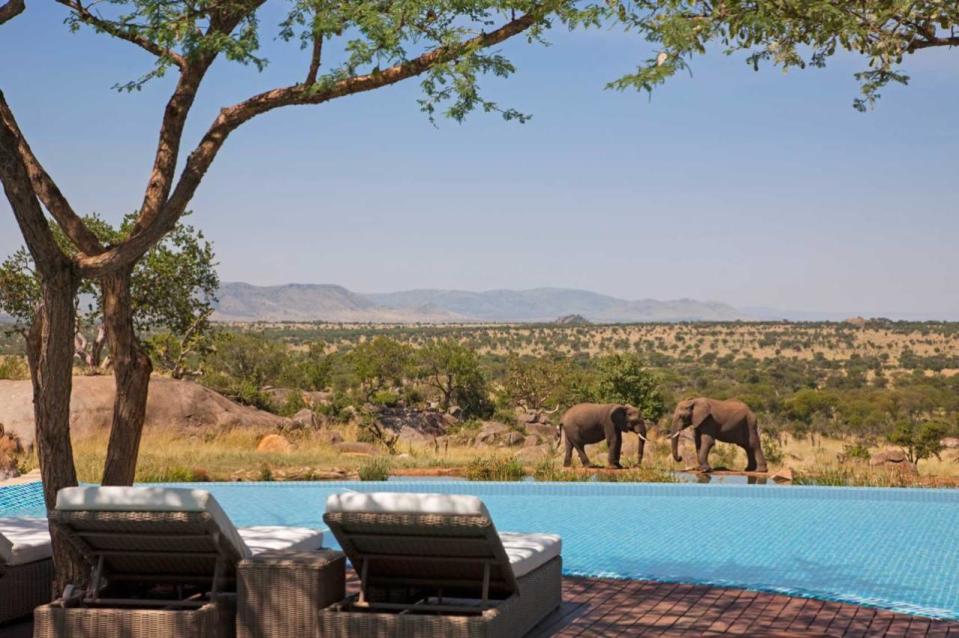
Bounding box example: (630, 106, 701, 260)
(691, 399, 711, 429)
(608, 404, 627, 430)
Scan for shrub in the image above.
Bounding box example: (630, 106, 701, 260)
(358, 457, 392, 481)
(761, 432, 784, 466)
(531, 459, 590, 482)
(841, 441, 872, 462)
(371, 390, 400, 407)
(465, 456, 524, 481)
(600, 465, 678, 483)
(0, 356, 28, 380)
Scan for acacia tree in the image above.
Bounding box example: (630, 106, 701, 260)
(0, 0, 954, 586)
(0, 213, 218, 373)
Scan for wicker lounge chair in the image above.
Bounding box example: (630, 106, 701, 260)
(0, 517, 55, 625)
(33, 486, 327, 638)
(321, 492, 563, 638)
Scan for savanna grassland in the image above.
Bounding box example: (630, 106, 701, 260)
(4, 319, 959, 486)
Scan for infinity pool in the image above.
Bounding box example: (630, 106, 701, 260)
(3, 480, 957, 619)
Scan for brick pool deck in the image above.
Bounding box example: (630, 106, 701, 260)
(3, 574, 958, 637)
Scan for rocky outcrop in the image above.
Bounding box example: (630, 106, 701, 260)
(869, 449, 918, 475)
(0, 377, 293, 449)
(256, 434, 293, 454)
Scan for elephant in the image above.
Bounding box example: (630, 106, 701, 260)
(560, 403, 648, 469)
(669, 397, 767, 473)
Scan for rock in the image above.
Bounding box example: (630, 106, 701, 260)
(475, 421, 509, 446)
(290, 409, 318, 429)
(526, 423, 558, 441)
(869, 449, 918, 476)
(515, 445, 551, 463)
(523, 411, 539, 424)
(0, 378, 294, 448)
(304, 391, 333, 406)
(505, 431, 525, 447)
(263, 387, 298, 407)
(398, 426, 427, 443)
(844, 316, 867, 328)
(770, 468, 794, 483)
(523, 435, 541, 448)
(869, 449, 908, 466)
(256, 434, 293, 454)
(446, 405, 463, 419)
(941, 437, 959, 449)
(375, 407, 447, 437)
(334, 442, 377, 455)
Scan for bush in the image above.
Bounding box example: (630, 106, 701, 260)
(371, 390, 401, 407)
(464, 456, 524, 481)
(761, 432, 784, 466)
(841, 441, 872, 462)
(358, 457, 392, 481)
(0, 356, 28, 380)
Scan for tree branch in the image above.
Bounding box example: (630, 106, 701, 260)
(0, 0, 24, 25)
(76, 11, 540, 277)
(907, 34, 959, 52)
(0, 92, 102, 254)
(55, 0, 187, 69)
(306, 33, 323, 85)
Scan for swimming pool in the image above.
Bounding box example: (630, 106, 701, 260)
(3, 480, 957, 619)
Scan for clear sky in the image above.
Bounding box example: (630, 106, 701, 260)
(1, 4, 957, 317)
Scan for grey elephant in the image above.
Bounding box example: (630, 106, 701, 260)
(560, 403, 648, 469)
(669, 397, 767, 473)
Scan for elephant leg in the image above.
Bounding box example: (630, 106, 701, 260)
(607, 432, 623, 469)
(575, 444, 592, 467)
(743, 444, 757, 472)
(748, 420, 768, 472)
(698, 433, 715, 472)
(563, 436, 574, 467)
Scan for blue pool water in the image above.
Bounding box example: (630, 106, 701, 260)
(3, 480, 957, 619)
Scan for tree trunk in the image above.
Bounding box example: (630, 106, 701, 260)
(100, 267, 153, 486)
(24, 263, 88, 592)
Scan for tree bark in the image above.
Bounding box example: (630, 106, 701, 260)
(23, 264, 89, 591)
(100, 267, 152, 485)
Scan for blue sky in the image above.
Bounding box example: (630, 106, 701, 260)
(1, 4, 957, 317)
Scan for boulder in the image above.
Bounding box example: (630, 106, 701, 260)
(0, 378, 293, 448)
(504, 431, 525, 447)
(526, 423, 558, 441)
(256, 434, 293, 454)
(869, 449, 918, 476)
(446, 405, 463, 419)
(398, 426, 428, 443)
(290, 409, 318, 430)
(304, 391, 333, 406)
(474, 422, 509, 446)
(770, 468, 794, 483)
(523, 435, 540, 448)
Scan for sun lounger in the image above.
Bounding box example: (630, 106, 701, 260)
(33, 486, 329, 638)
(321, 492, 562, 638)
(0, 517, 55, 625)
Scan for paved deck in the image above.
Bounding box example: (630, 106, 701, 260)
(526, 577, 959, 637)
(4, 575, 958, 637)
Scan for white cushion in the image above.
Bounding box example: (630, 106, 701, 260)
(56, 487, 252, 559)
(499, 532, 562, 578)
(238, 526, 324, 555)
(0, 517, 52, 566)
(326, 492, 489, 518)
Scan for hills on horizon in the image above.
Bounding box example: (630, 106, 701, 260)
(214, 282, 748, 323)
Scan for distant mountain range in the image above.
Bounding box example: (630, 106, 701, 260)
(213, 283, 747, 323)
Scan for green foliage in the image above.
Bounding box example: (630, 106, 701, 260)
(841, 442, 872, 462)
(0, 212, 217, 372)
(370, 389, 401, 407)
(464, 455, 524, 481)
(348, 336, 412, 400)
(761, 432, 784, 466)
(358, 457, 392, 481)
(614, 1, 959, 111)
(416, 339, 491, 417)
(501, 355, 575, 411)
(887, 419, 952, 465)
(592, 353, 667, 420)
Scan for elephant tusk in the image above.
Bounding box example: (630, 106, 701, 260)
(637, 433, 648, 442)
(667, 431, 683, 439)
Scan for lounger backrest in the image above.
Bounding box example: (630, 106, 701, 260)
(52, 487, 250, 584)
(323, 492, 519, 597)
